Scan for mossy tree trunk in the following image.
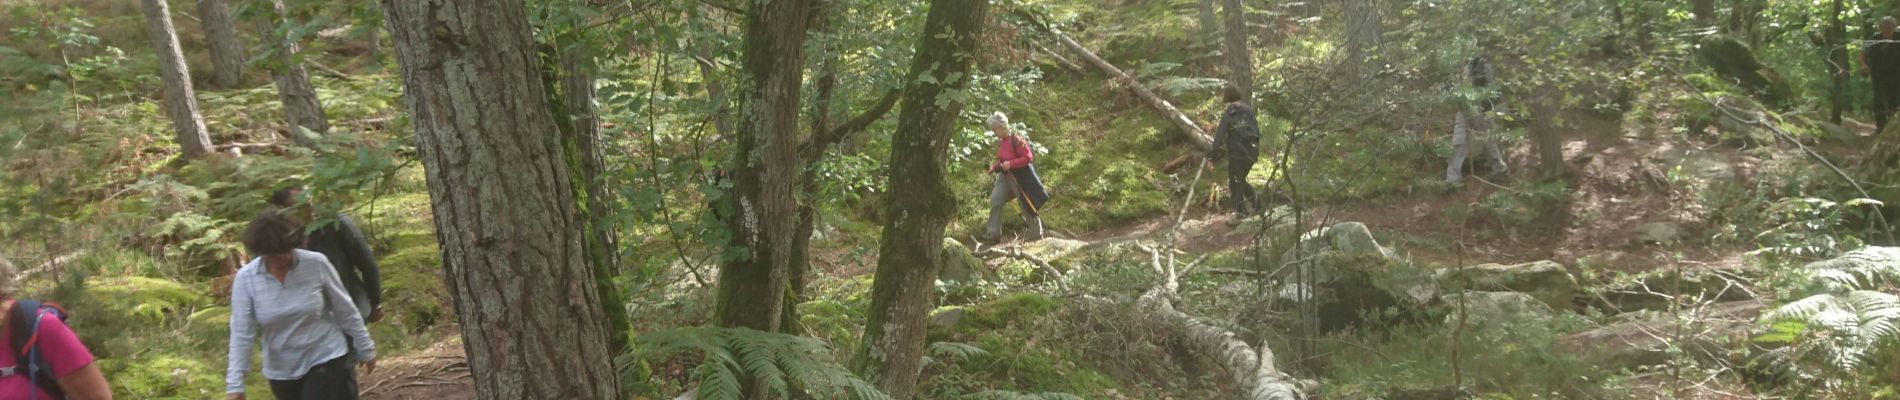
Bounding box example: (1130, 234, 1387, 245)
(1221, 0, 1252, 98)
(1828, 0, 1847, 123)
(196, 0, 246, 88)
(1344, 0, 1382, 70)
(854, 0, 988, 398)
(1199, 0, 1218, 40)
(261, 0, 329, 148)
(380, 0, 619, 398)
(553, 42, 631, 355)
(714, 0, 814, 333)
(142, 0, 214, 159)
(1693, 0, 1717, 29)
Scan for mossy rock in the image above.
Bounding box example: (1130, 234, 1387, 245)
(101, 355, 222, 399)
(1434, 260, 1580, 310)
(941, 238, 985, 283)
(87, 277, 209, 322)
(958, 292, 1060, 332)
(1695, 35, 1791, 107)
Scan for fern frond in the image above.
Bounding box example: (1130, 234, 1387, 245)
(1766, 293, 1845, 322)
(927, 341, 988, 359)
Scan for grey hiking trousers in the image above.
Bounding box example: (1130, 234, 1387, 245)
(1447, 109, 1508, 183)
(985, 174, 1043, 240)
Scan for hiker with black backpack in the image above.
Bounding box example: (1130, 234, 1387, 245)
(981, 112, 1049, 243)
(0, 256, 111, 400)
(227, 210, 376, 400)
(1446, 45, 1511, 185)
(268, 186, 383, 324)
(1208, 83, 1262, 224)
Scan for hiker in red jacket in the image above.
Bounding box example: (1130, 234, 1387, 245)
(981, 112, 1046, 243)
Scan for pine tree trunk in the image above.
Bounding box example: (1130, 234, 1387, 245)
(142, 0, 214, 159)
(1828, 0, 1847, 123)
(380, 1, 620, 398)
(714, 0, 813, 333)
(263, 0, 329, 148)
(1199, 0, 1219, 40)
(1344, 0, 1382, 70)
(560, 48, 631, 354)
(1530, 83, 1565, 179)
(854, 0, 988, 397)
(1221, 0, 1252, 98)
(195, 0, 246, 88)
(1693, 0, 1717, 29)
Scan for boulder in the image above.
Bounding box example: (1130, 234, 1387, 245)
(1633, 222, 1686, 245)
(1434, 260, 1579, 310)
(930, 307, 965, 328)
(1595, 268, 1757, 314)
(1696, 35, 1791, 107)
(940, 238, 984, 283)
(1561, 300, 1763, 371)
(1440, 291, 1554, 325)
(1276, 222, 1432, 331)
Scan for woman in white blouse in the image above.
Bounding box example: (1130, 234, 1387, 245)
(227, 210, 376, 400)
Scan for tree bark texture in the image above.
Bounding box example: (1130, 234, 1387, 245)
(1054, 33, 1214, 151)
(1529, 83, 1565, 179)
(714, 0, 814, 332)
(1199, 0, 1219, 40)
(1692, 0, 1717, 29)
(380, 1, 620, 398)
(785, 0, 839, 335)
(1221, 0, 1253, 99)
(195, 0, 246, 88)
(1828, 0, 1847, 123)
(1344, 0, 1382, 69)
(855, 1, 988, 398)
(142, 0, 214, 159)
(560, 48, 631, 354)
(262, 0, 329, 147)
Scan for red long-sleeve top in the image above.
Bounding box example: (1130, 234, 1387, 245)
(994, 135, 1033, 170)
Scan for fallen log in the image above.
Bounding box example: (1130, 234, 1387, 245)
(1032, 42, 1086, 74)
(1135, 245, 1302, 400)
(1052, 33, 1214, 151)
(976, 246, 1069, 293)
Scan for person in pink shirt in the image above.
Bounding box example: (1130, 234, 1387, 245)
(980, 111, 1045, 242)
(0, 256, 112, 400)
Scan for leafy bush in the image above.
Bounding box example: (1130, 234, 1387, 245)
(624, 326, 888, 400)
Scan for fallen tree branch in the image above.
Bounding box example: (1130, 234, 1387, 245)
(1672, 68, 1895, 243)
(1136, 245, 1302, 399)
(977, 246, 1068, 293)
(1050, 33, 1214, 151)
(1031, 41, 1085, 74)
(1204, 268, 1273, 277)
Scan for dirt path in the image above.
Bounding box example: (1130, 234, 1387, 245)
(359, 336, 475, 400)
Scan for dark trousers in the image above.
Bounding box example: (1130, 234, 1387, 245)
(1876, 76, 1900, 133)
(1226, 155, 1259, 215)
(267, 355, 358, 400)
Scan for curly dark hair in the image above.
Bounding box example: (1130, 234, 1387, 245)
(268, 185, 304, 208)
(1223, 82, 1246, 103)
(243, 209, 306, 257)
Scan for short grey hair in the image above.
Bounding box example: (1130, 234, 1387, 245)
(986, 112, 1010, 131)
(0, 254, 16, 297)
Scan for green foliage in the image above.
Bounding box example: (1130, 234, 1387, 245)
(624, 326, 889, 400)
(1320, 314, 1609, 398)
(1743, 197, 1880, 261)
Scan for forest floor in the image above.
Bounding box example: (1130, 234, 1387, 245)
(359, 335, 475, 400)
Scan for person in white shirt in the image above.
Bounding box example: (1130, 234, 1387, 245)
(226, 210, 376, 400)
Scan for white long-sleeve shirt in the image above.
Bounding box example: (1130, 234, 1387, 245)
(226, 249, 376, 394)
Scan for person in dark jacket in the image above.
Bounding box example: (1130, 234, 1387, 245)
(1862, 16, 1900, 133)
(1208, 83, 1262, 223)
(1447, 50, 1509, 184)
(269, 186, 383, 324)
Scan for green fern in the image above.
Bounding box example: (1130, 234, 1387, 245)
(626, 326, 891, 400)
(1801, 247, 1900, 292)
(1760, 290, 1900, 382)
(962, 390, 1085, 400)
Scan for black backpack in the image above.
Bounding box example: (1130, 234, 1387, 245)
(9, 300, 68, 399)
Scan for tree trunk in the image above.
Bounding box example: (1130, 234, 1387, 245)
(713, 0, 813, 333)
(1344, 0, 1382, 70)
(380, 1, 620, 398)
(195, 0, 246, 88)
(142, 0, 214, 159)
(1828, 0, 1847, 123)
(559, 47, 631, 355)
(262, 0, 329, 148)
(1054, 33, 1214, 151)
(1199, 0, 1218, 40)
(785, 0, 839, 336)
(1692, 0, 1717, 29)
(1221, 0, 1252, 99)
(855, 1, 988, 397)
(1530, 84, 1565, 179)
